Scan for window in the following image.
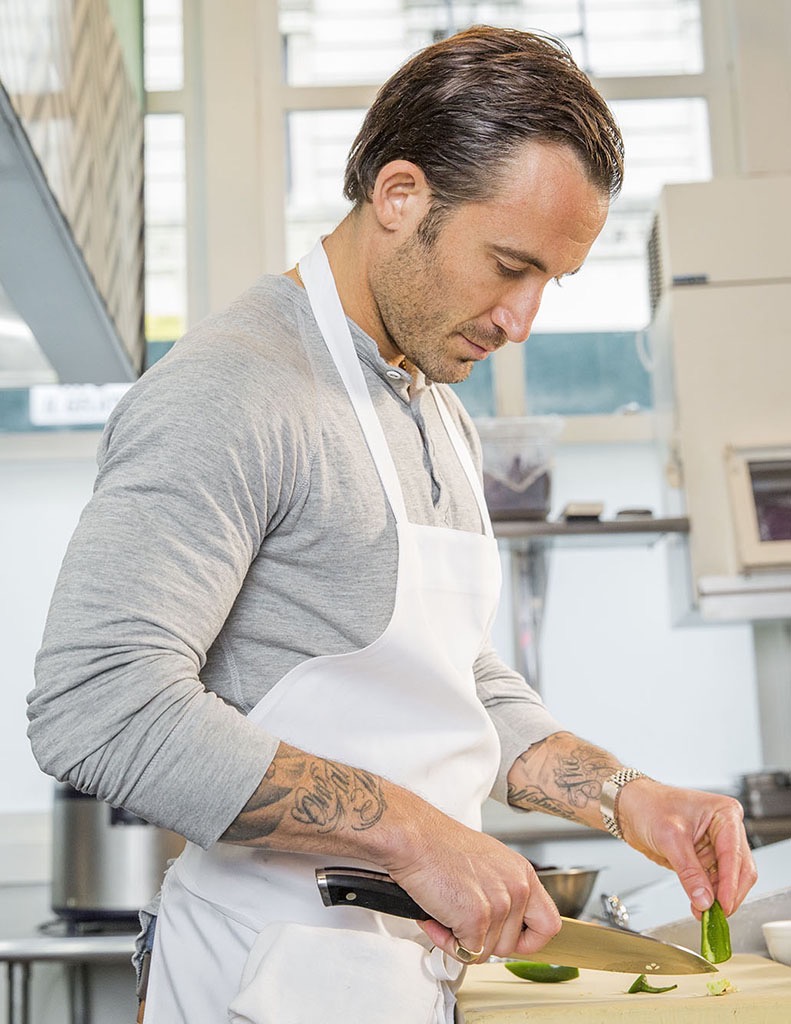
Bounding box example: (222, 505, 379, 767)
(525, 95, 710, 415)
(286, 109, 366, 266)
(279, 0, 703, 85)
(144, 0, 184, 91)
(144, 114, 187, 346)
(143, 0, 186, 358)
(276, 0, 711, 416)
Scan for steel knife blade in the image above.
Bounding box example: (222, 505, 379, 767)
(315, 866, 717, 976)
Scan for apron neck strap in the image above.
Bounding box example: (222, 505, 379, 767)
(430, 388, 494, 539)
(299, 240, 408, 523)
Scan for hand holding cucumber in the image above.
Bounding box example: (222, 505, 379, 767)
(615, 779, 757, 920)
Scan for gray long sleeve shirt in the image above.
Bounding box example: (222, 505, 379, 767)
(28, 274, 562, 847)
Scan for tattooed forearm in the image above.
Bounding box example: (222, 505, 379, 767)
(221, 746, 387, 846)
(506, 732, 620, 826)
(553, 746, 614, 807)
(292, 761, 385, 833)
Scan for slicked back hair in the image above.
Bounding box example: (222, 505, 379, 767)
(343, 25, 624, 214)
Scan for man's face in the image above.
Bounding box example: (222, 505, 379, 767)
(368, 143, 610, 384)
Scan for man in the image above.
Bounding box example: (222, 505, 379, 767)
(28, 25, 756, 1024)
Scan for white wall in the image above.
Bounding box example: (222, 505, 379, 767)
(0, 434, 101, 818)
(540, 443, 762, 791)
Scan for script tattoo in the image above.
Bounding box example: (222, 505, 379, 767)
(292, 762, 385, 833)
(221, 752, 386, 845)
(553, 746, 614, 808)
(505, 782, 579, 821)
(507, 733, 618, 821)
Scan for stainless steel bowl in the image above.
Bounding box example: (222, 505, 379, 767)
(536, 867, 599, 918)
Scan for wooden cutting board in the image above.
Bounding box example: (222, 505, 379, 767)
(457, 954, 791, 1022)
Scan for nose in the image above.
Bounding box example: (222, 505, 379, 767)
(490, 283, 545, 343)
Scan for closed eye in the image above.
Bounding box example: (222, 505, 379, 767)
(495, 261, 526, 279)
(497, 262, 565, 286)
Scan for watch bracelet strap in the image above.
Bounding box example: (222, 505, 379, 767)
(600, 768, 647, 839)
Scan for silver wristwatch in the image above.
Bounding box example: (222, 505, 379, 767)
(600, 768, 646, 839)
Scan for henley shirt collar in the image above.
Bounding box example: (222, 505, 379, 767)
(286, 272, 433, 402)
(347, 321, 433, 404)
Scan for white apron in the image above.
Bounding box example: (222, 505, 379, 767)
(143, 239, 502, 1024)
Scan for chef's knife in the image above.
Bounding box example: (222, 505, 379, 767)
(315, 867, 717, 976)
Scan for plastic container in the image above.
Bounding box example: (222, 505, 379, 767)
(474, 416, 563, 520)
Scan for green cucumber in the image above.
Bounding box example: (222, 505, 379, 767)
(505, 961, 580, 983)
(627, 973, 678, 994)
(701, 899, 732, 964)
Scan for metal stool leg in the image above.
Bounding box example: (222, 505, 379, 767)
(7, 962, 30, 1024)
(67, 963, 90, 1024)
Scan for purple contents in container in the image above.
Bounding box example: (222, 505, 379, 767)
(475, 416, 563, 521)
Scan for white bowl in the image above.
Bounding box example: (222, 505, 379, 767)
(762, 920, 791, 966)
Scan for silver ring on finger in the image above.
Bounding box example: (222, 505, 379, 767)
(453, 940, 484, 964)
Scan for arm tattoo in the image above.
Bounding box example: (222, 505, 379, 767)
(505, 784, 579, 821)
(221, 751, 386, 845)
(292, 761, 385, 833)
(552, 746, 614, 807)
(507, 733, 618, 822)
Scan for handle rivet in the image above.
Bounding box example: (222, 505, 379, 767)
(345, 891, 357, 902)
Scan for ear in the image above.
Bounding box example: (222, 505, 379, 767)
(371, 160, 431, 232)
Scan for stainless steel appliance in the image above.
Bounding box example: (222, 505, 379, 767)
(740, 771, 791, 820)
(51, 783, 184, 922)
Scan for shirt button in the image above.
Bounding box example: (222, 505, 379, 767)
(386, 370, 401, 380)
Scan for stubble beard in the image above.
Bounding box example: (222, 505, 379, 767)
(372, 232, 502, 385)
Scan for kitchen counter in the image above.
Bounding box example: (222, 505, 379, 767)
(457, 954, 791, 1022)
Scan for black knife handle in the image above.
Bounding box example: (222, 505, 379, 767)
(316, 867, 430, 921)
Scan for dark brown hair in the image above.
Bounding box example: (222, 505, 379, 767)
(343, 25, 624, 210)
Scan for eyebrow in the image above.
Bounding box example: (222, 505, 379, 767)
(491, 244, 583, 278)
